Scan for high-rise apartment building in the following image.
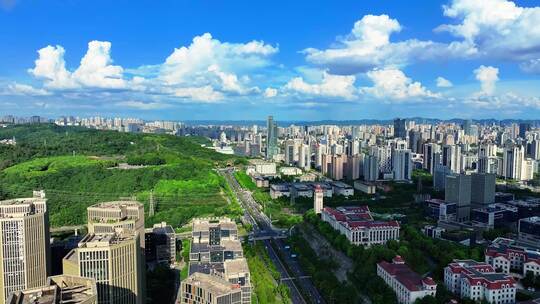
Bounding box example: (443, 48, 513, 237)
(423, 143, 440, 174)
(314, 185, 324, 214)
(502, 144, 525, 180)
(442, 145, 461, 173)
(0, 191, 50, 304)
(392, 149, 412, 181)
(63, 232, 143, 304)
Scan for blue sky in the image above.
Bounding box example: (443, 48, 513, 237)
(1, 0, 540, 121)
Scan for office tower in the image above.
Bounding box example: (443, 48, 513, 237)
(145, 222, 176, 265)
(284, 139, 298, 165)
(392, 149, 412, 181)
(470, 173, 496, 208)
(477, 156, 499, 174)
(7, 275, 97, 304)
(519, 122, 531, 139)
(266, 116, 279, 160)
(503, 145, 525, 180)
(393, 118, 407, 139)
(433, 162, 452, 191)
(423, 143, 440, 174)
(314, 185, 324, 214)
(86, 201, 145, 302)
(363, 155, 379, 182)
(462, 119, 472, 136)
(63, 232, 143, 304)
(445, 174, 472, 222)
(442, 145, 461, 173)
(315, 144, 326, 169)
(0, 191, 50, 304)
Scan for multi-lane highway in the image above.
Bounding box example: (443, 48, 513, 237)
(220, 168, 325, 304)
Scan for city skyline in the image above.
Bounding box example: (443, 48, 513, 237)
(2, 0, 540, 120)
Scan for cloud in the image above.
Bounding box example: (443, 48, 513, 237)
(25, 34, 279, 103)
(115, 100, 171, 110)
(72, 41, 125, 89)
(29, 41, 125, 90)
(474, 65, 499, 95)
(520, 59, 540, 74)
(28, 45, 77, 89)
(303, 14, 473, 74)
(3, 83, 50, 96)
(283, 72, 357, 99)
(171, 86, 224, 102)
(160, 33, 277, 88)
(465, 92, 540, 109)
(436, 77, 453, 88)
(264, 87, 277, 98)
(438, 0, 540, 61)
(362, 68, 441, 100)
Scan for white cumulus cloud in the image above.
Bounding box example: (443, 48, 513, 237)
(283, 72, 357, 99)
(436, 77, 453, 88)
(362, 69, 441, 100)
(264, 87, 278, 98)
(3, 83, 50, 96)
(474, 65, 499, 95)
(303, 14, 472, 74)
(29, 41, 125, 90)
(438, 0, 540, 61)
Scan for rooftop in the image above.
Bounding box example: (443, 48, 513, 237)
(183, 273, 241, 296)
(7, 275, 97, 304)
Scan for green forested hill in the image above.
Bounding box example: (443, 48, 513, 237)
(0, 124, 244, 227)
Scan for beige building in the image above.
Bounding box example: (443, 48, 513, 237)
(63, 232, 143, 304)
(87, 201, 145, 248)
(7, 275, 97, 304)
(85, 201, 146, 301)
(181, 273, 243, 304)
(0, 191, 50, 304)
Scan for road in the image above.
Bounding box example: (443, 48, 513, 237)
(220, 168, 326, 304)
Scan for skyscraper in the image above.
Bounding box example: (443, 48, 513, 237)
(519, 122, 531, 139)
(393, 118, 407, 139)
(503, 144, 525, 180)
(470, 173, 496, 208)
(462, 119, 472, 136)
(63, 232, 142, 304)
(265, 116, 279, 160)
(445, 174, 472, 222)
(392, 149, 412, 181)
(0, 191, 50, 304)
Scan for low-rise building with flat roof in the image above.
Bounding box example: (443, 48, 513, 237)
(7, 275, 97, 304)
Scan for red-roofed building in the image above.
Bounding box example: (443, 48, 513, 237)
(322, 206, 400, 247)
(377, 255, 437, 304)
(484, 237, 540, 276)
(444, 260, 516, 304)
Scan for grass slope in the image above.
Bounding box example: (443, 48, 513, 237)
(0, 124, 245, 227)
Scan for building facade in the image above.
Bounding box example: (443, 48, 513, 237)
(0, 191, 50, 304)
(377, 256, 437, 304)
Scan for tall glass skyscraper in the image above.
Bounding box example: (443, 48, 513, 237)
(266, 116, 278, 160)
